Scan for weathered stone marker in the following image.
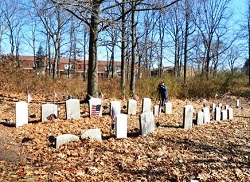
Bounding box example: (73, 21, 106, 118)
(66, 99, 80, 120)
(183, 105, 194, 129)
(81, 128, 102, 141)
(41, 104, 58, 122)
(140, 111, 154, 136)
(164, 102, 172, 114)
(142, 98, 151, 112)
(49, 134, 79, 149)
(127, 99, 137, 115)
(196, 111, 204, 125)
(115, 114, 128, 138)
(16, 101, 28, 127)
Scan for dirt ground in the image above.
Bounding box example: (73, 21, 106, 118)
(0, 93, 249, 181)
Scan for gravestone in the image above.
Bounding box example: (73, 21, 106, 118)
(211, 103, 216, 112)
(110, 101, 121, 116)
(215, 107, 221, 121)
(89, 98, 102, 117)
(80, 128, 102, 141)
(41, 104, 58, 122)
(140, 111, 154, 136)
(153, 105, 161, 116)
(66, 99, 80, 120)
(236, 99, 240, 108)
(202, 107, 210, 123)
(16, 101, 28, 127)
(127, 99, 137, 115)
(142, 98, 151, 112)
(228, 108, 233, 120)
(115, 114, 128, 138)
(183, 105, 194, 129)
(224, 105, 229, 110)
(218, 103, 223, 108)
(196, 111, 204, 125)
(164, 102, 172, 114)
(49, 134, 79, 149)
(221, 110, 227, 120)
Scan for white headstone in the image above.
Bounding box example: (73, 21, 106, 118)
(224, 105, 229, 110)
(153, 105, 161, 116)
(89, 98, 102, 117)
(80, 128, 102, 141)
(228, 108, 233, 120)
(53, 134, 79, 149)
(142, 98, 151, 112)
(196, 111, 204, 125)
(140, 111, 155, 136)
(236, 99, 240, 108)
(183, 105, 194, 129)
(164, 102, 172, 114)
(127, 99, 137, 115)
(110, 101, 121, 116)
(215, 107, 221, 121)
(41, 104, 58, 122)
(211, 103, 216, 112)
(66, 99, 80, 120)
(202, 107, 210, 123)
(221, 110, 227, 120)
(15, 101, 28, 127)
(115, 114, 127, 138)
(218, 103, 223, 108)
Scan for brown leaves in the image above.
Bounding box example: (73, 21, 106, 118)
(0, 97, 250, 181)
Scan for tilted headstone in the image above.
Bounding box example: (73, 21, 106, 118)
(202, 107, 210, 123)
(140, 111, 155, 136)
(41, 104, 58, 122)
(153, 105, 161, 116)
(215, 107, 221, 121)
(66, 99, 80, 120)
(142, 98, 151, 112)
(127, 99, 137, 115)
(196, 111, 204, 125)
(115, 114, 128, 138)
(89, 98, 102, 117)
(16, 101, 28, 127)
(221, 110, 227, 120)
(164, 102, 173, 114)
(110, 101, 121, 116)
(80, 128, 102, 141)
(183, 105, 194, 129)
(228, 108, 233, 120)
(49, 134, 79, 149)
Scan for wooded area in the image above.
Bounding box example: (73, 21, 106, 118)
(0, 0, 249, 97)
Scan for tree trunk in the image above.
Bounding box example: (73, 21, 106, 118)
(129, 1, 136, 95)
(121, 0, 127, 99)
(87, 3, 100, 97)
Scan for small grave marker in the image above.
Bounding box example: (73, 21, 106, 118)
(115, 114, 128, 138)
(142, 98, 151, 112)
(140, 111, 154, 136)
(110, 101, 121, 116)
(89, 98, 102, 117)
(183, 105, 194, 129)
(202, 107, 210, 123)
(228, 108, 233, 120)
(164, 102, 172, 114)
(81, 128, 102, 141)
(215, 107, 221, 121)
(196, 111, 204, 125)
(66, 99, 80, 120)
(41, 104, 58, 122)
(127, 99, 137, 115)
(16, 101, 28, 127)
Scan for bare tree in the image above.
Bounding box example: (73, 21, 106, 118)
(192, 0, 231, 79)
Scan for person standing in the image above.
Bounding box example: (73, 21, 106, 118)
(158, 82, 168, 107)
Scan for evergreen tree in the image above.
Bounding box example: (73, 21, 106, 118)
(35, 45, 45, 70)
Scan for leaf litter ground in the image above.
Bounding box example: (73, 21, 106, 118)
(0, 94, 249, 181)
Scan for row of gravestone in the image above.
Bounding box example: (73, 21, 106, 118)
(183, 103, 234, 129)
(14, 97, 173, 128)
(46, 100, 239, 148)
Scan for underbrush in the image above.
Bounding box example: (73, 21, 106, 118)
(0, 58, 249, 99)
